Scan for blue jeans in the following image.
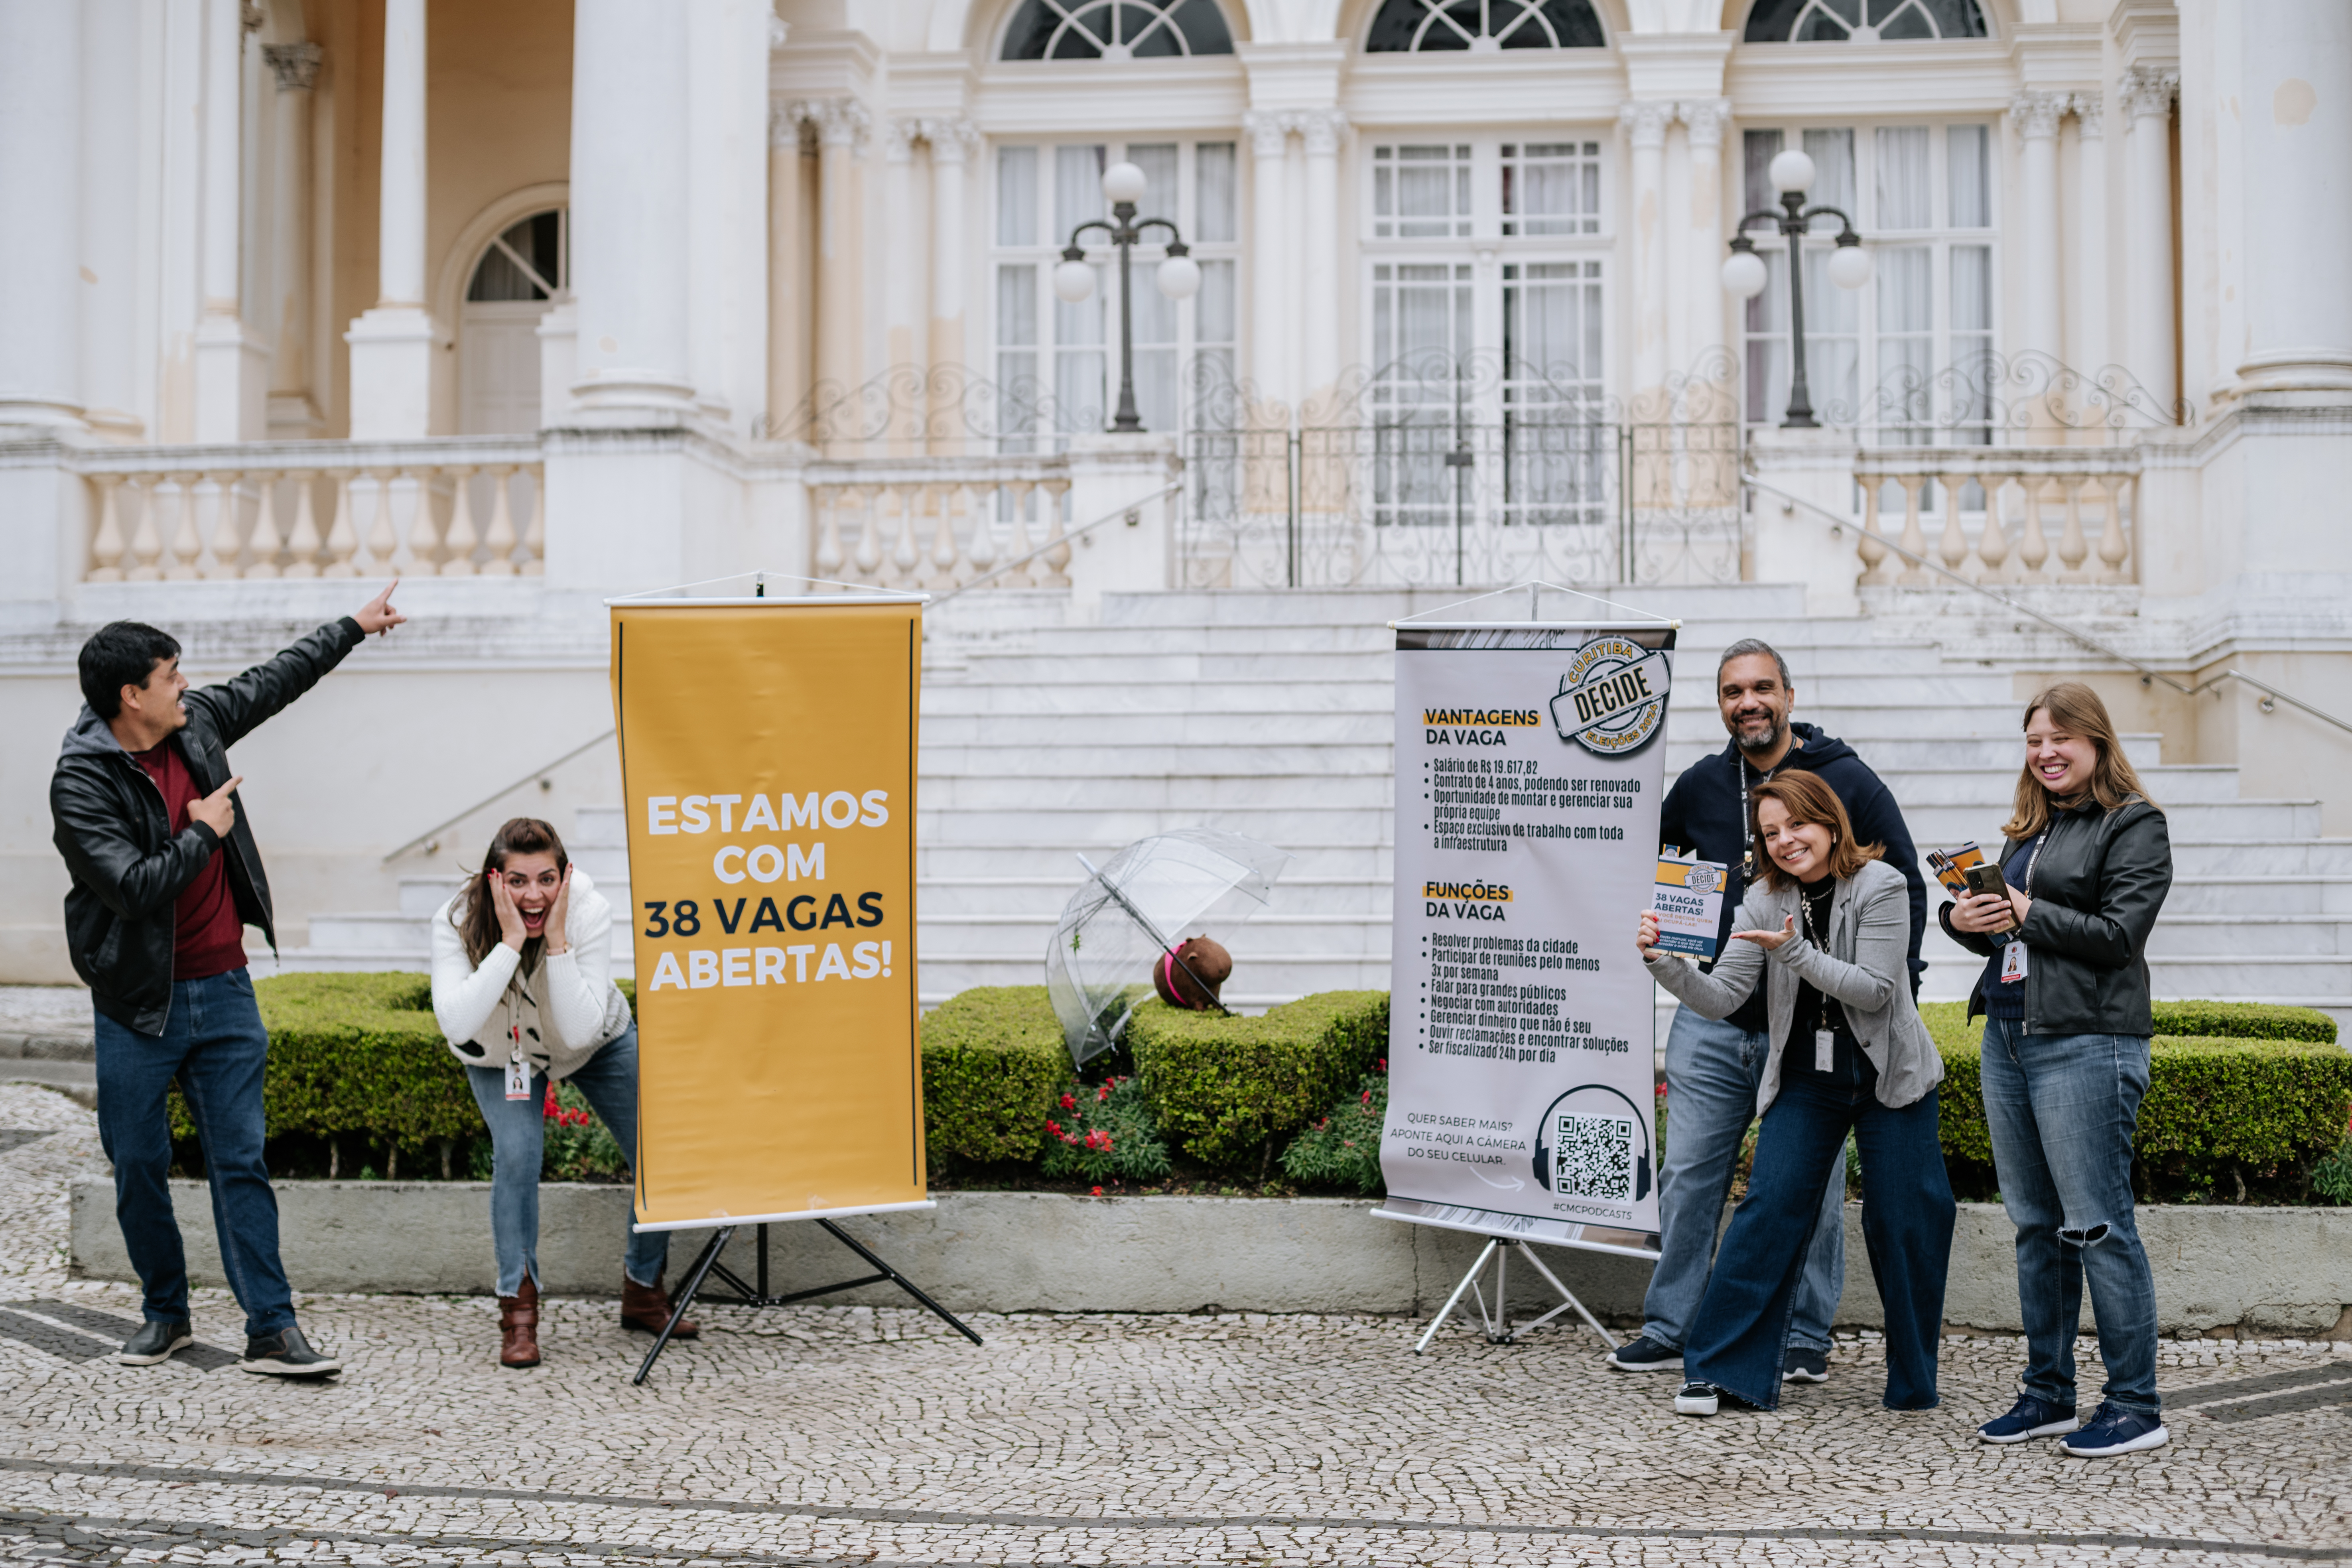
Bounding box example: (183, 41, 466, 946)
(465, 1024, 667, 1297)
(1641, 1005, 1844, 1353)
(1979, 1018, 2161, 1416)
(1686, 1072, 1955, 1411)
(92, 969, 295, 1339)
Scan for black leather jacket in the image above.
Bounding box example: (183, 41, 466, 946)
(1940, 794, 2172, 1037)
(50, 618, 365, 1035)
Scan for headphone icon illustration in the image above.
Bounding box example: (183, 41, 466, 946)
(1530, 1082, 1654, 1202)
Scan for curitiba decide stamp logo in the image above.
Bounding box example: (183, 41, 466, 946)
(1549, 636, 1670, 757)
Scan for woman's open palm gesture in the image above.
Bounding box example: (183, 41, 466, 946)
(1731, 914, 1797, 951)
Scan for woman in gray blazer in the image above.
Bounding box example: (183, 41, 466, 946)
(1639, 770, 1954, 1418)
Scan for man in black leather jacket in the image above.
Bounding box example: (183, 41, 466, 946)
(50, 585, 402, 1377)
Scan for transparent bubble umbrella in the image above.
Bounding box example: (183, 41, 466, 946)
(1045, 827, 1294, 1068)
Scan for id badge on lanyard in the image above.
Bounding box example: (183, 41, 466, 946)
(503, 1025, 531, 1101)
(2000, 941, 2028, 984)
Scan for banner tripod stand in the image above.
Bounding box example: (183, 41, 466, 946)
(634, 1219, 984, 1385)
(1414, 1235, 1623, 1355)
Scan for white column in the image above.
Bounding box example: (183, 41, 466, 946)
(1621, 100, 1672, 401)
(79, 0, 145, 440)
(345, 0, 440, 437)
(193, 0, 264, 441)
(1679, 98, 1733, 413)
(799, 98, 871, 404)
(569, 1, 694, 417)
(263, 42, 322, 436)
(2233, 2, 2352, 399)
(2008, 91, 2066, 371)
(925, 118, 975, 375)
(2068, 93, 2109, 382)
(884, 120, 921, 381)
(768, 104, 812, 433)
(1243, 112, 1291, 409)
(0, 1, 85, 430)
(1298, 110, 1345, 412)
(2120, 65, 2179, 408)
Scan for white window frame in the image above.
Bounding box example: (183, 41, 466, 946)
(989, 137, 1242, 447)
(1737, 119, 2000, 450)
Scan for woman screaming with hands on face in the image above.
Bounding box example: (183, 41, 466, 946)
(429, 817, 696, 1368)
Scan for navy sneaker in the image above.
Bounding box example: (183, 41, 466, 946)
(1781, 1346, 1829, 1384)
(1977, 1393, 2079, 1444)
(1673, 1379, 1719, 1416)
(1607, 1334, 1683, 1372)
(2059, 1402, 2169, 1457)
(117, 1319, 192, 1366)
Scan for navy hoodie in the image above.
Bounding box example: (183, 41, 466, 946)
(1657, 721, 1927, 1035)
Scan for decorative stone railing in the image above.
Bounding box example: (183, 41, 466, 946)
(72, 437, 546, 581)
(1853, 445, 2141, 586)
(805, 454, 1074, 591)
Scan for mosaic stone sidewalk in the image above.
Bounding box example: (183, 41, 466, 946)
(0, 1083, 2344, 1566)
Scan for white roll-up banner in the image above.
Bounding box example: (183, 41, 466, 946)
(1378, 622, 1675, 1257)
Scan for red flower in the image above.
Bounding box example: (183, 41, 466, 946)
(1045, 1119, 1063, 1138)
(1090, 1186, 1104, 1196)
(1060, 1093, 1078, 1111)
(1084, 1128, 1113, 1152)
(1361, 1089, 1373, 1106)
(1096, 1084, 1111, 1103)
(1376, 1058, 1387, 1073)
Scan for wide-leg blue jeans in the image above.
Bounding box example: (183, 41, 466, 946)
(465, 1025, 667, 1297)
(1641, 1005, 1846, 1353)
(92, 968, 297, 1339)
(1685, 1072, 1955, 1411)
(1978, 1018, 2161, 1417)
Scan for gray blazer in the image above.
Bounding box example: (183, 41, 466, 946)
(1646, 857, 1942, 1115)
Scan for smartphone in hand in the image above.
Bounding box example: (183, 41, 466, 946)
(1964, 863, 2021, 933)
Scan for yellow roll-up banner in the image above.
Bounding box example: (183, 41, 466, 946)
(610, 599, 925, 1230)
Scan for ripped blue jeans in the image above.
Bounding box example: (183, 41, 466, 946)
(1979, 1018, 2160, 1416)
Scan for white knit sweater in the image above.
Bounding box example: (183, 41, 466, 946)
(428, 869, 633, 1079)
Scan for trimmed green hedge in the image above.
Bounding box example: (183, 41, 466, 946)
(917, 985, 1066, 1166)
(171, 973, 474, 1156)
(1921, 1003, 2352, 1194)
(1127, 991, 1389, 1170)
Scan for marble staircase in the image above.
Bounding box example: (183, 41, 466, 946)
(279, 583, 2352, 1029)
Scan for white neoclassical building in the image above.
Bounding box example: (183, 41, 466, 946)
(3, 0, 2351, 994)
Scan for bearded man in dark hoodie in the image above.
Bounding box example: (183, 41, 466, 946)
(1608, 638, 1926, 1385)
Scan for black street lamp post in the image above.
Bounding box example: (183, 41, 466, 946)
(1723, 148, 1873, 429)
(1054, 160, 1200, 434)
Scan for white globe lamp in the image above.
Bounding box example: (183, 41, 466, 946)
(1768, 148, 1816, 195)
(1053, 256, 1096, 303)
(1101, 160, 1148, 206)
(1828, 240, 1873, 290)
(1721, 248, 1769, 299)
(1156, 251, 1202, 300)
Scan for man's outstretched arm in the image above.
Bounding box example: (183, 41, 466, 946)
(187, 583, 405, 748)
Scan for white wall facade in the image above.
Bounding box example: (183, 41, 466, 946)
(3, 0, 2351, 981)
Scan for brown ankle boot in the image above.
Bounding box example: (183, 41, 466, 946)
(498, 1275, 541, 1369)
(620, 1271, 698, 1339)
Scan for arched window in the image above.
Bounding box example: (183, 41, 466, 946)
(1365, 0, 1605, 52)
(1742, 0, 1986, 43)
(459, 208, 566, 436)
(1000, 0, 1233, 59)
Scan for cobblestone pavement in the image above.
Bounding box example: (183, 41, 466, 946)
(0, 1083, 2345, 1566)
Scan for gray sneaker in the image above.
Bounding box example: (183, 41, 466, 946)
(239, 1325, 343, 1379)
(118, 1319, 192, 1366)
(1782, 1346, 1829, 1383)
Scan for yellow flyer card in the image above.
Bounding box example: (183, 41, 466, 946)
(1653, 853, 1728, 961)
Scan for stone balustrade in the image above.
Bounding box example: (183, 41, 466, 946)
(73, 437, 546, 581)
(805, 454, 1075, 591)
(1854, 445, 2141, 586)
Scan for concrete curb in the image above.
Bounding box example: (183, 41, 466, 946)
(67, 1178, 2352, 1337)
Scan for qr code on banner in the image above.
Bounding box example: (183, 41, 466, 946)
(1552, 1113, 1635, 1202)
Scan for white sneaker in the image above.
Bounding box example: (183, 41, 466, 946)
(1674, 1379, 1720, 1416)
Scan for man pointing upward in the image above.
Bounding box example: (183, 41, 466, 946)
(51, 584, 405, 1377)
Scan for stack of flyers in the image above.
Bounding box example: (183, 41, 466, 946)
(1653, 852, 1730, 962)
(1925, 842, 1988, 896)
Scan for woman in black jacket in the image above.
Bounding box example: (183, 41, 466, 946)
(1943, 682, 2171, 1459)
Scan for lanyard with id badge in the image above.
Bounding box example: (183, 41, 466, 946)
(1797, 887, 1841, 1072)
(503, 1024, 531, 1101)
(1979, 832, 2047, 987)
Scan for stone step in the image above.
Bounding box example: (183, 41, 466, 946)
(2142, 915, 2352, 957)
(2170, 838, 2352, 877)
(1016, 620, 1951, 661)
(919, 875, 1389, 918)
(2164, 875, 2352, 916)
(1094, 583, 1817, 626)
(917, 841, 1395, 880)
(922, 912, 1389, 961)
